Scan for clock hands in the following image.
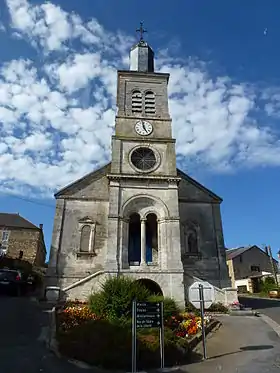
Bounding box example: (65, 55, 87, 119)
(142, 121, 148, 133)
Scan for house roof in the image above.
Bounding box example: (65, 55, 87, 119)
(0, 213, 39, 230)
(226, 245, 278, 263)
(226, 246, 252, 260)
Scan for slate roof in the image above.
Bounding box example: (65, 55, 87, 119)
(226, 246, 252, 260)
(0, 213, 39, 230)
(226, 245, 278, 263)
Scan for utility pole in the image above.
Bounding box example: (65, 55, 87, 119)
(268, 246, 278, 287)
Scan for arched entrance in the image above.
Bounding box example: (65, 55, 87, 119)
(136, 278, 163, 295)
(122, 195, 169, 268)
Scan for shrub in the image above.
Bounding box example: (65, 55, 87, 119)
(88, 276, 152, 321)
(148, 295, 181, 319)
(185, 302, 200, 315)
(57, 319, 193, 370)
(57, 304, 98, 332)
(207, 302, 228, 313)
(185, 301, 228, 314)
(260, 277, 278, 293)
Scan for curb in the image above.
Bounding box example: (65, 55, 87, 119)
(259, 314, 280, 338)
(229, 310, 258, 316)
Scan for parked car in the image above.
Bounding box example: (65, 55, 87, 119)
(0, 268, 24, 296)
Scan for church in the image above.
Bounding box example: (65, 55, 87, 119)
(46, 30, 232, 307)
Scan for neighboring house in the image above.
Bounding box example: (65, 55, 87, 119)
(46, 33, 231, 306)
(226, 245, 278, 292)
(0, 213, 46, 266)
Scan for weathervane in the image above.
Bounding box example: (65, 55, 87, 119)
(136, 21, 147, 42)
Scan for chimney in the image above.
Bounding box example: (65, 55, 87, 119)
(39, 224, 43, 230)
(265, 246, 269, 255)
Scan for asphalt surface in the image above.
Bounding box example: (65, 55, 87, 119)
(0, 294, 85, 373)
(1, 294, 280, 373)
(239, 296, 280, 325)
(184, 315, 280, 373)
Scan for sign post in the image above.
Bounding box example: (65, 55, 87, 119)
(188, 281, 215, 361)
(132, 300, 164, 372)
(132, 300, 137, 373)
(198, 284, 207, 360)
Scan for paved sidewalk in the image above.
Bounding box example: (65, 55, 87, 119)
(0, 295, 85, 373)
(181, 315, 280, 373)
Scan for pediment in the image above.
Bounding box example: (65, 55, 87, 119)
(55, 163, 111, 199)
(177, 168, 222, 203)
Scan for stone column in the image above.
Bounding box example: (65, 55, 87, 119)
(140, 218, 146, 266)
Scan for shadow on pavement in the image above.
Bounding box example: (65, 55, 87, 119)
(239, 296, 280, 309)
(240, 344, 274, 351)
(206, 344, 274, 360)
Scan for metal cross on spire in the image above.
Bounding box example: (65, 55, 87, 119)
(136, 22, 147, 42)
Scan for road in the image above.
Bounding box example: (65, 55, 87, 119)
(239, 296, 280, 325)
(1, 294, 280, 373)
(0, 294, 86, 373)
(185, 315, 280, 373)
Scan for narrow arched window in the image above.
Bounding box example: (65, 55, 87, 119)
(80, 225, 91, 252)
(132, 90, 142, 114)
(144, 91, 156, 115)
(187, 230, 198, 253)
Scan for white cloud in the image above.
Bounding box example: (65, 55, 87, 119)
(0, 0, 280, 196)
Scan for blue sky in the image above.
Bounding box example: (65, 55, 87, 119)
(0, 0, 280, 259)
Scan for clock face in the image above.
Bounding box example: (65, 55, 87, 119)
(135, 120, 153, 136)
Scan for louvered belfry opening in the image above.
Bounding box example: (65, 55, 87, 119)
(132, 90, 142, 114)
(144, 90, 156, 115)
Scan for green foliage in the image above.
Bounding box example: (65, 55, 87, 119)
(57, 319, 193, 370)
(260, 277, 278, 293)
(185, 301, 228, 314)
(185, 302, 200, 315)
(148, 295, 181, 319)
(88, 276, 152, 321)
(207, 302, 228, 313)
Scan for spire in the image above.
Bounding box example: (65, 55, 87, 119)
(130, 22, 154, 73)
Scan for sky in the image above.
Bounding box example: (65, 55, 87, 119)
(0, 0, 280, 259)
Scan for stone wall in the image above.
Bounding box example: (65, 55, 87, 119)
(0, 227, 46, 266)
(48, 199, 109, 279)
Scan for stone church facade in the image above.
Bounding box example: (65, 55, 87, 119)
(46, 37, 231, 307)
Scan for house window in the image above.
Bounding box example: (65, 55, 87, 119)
(2, 231, 8, 242)
(19, 250, 23, 259)
(239, 255, 243, 263)
(144, 91, 156, 115)
(132, 90, 142, 114)
(80, 225, 91, 252)
(251, 265, 260, 272)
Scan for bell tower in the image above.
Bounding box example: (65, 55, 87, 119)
(105, 24, 184, 306)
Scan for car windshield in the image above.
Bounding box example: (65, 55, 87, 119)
(0, 270, 18, 281)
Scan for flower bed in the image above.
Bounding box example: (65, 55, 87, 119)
(56, 300, 213, 369)
(58, 300, 212, 337)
